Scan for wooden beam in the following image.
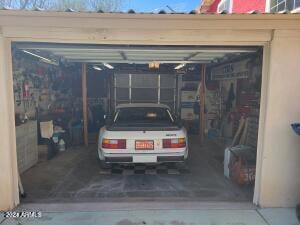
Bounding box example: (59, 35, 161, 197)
(82, 63, 88, 146)
(1, 11, 300, 30)
(4, 28, 272, 46)
(200, 64, 206, 145)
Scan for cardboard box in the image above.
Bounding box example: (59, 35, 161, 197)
(181, 91, 197, 102)
(181, 108, 196, 120)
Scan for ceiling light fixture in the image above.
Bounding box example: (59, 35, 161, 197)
(22, 50, 58, 66)
(93, 65, 102, 71)
(103, 63, 114, 69)
(149, 61, 160, 69)
(174, 63, 186, 70)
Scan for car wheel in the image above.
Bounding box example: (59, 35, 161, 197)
(99, 159, 112, 169)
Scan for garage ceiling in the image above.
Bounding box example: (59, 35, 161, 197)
(15, 43, 257, 65)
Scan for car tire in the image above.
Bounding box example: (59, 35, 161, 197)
(99, 159, 111, 169)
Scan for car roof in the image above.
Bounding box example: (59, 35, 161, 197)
(116, 103, 171, 110)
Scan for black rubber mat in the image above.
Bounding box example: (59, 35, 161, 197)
(100, 163, 190, 175)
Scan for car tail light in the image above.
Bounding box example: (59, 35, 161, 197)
(102, 139, 126, 149)
(163, 138, 186, 148)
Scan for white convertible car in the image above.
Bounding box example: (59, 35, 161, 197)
(97, 103, 188, 168)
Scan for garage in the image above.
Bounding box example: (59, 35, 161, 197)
(11, 42, 262, 203)
(1, 10, 300, 210)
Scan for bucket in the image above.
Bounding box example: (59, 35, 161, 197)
(58, 139, 65, 151)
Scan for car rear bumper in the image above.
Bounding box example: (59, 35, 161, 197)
(98, 150, 187, 163)
(104, 155, 185, 163)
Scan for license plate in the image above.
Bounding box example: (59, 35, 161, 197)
(135, 140, 154, 150)
(133, 155, 157, 163)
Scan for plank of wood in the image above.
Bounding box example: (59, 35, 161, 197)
(239, 118, 249, 145)
(18, 173, 25, 196)
(200, 64, 206, 145)
(82, 63, 88, 146)
(231, 116, 245, 147)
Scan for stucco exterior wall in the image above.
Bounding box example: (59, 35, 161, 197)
(259, 30, 300, 207)
(0, 36, 19, 210)
(232, 0, 266, 13)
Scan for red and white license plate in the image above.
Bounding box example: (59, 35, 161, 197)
(135, 140, 154, 150)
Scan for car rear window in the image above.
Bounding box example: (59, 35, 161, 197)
(113, 107, 174, 127)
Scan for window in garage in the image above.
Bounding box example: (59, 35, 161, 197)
(113, 73, 177, 110)
(12, 43, 262, 203)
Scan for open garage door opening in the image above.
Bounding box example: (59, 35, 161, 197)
(12, 42, 263, 203)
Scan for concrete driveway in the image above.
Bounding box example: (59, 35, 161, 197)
(1, 203, 299, 225)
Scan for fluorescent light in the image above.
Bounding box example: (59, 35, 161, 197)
(22, 50, 58, 65)
(93, 65, 102, 71)
(174, 63, 186, 70)
(103, 63, 114, 69)
(40, 58, 59, 66)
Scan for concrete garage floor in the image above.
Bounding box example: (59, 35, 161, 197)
(20, 135, 253, 203)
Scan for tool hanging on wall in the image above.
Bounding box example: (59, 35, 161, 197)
(22, 80, 30, 98)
